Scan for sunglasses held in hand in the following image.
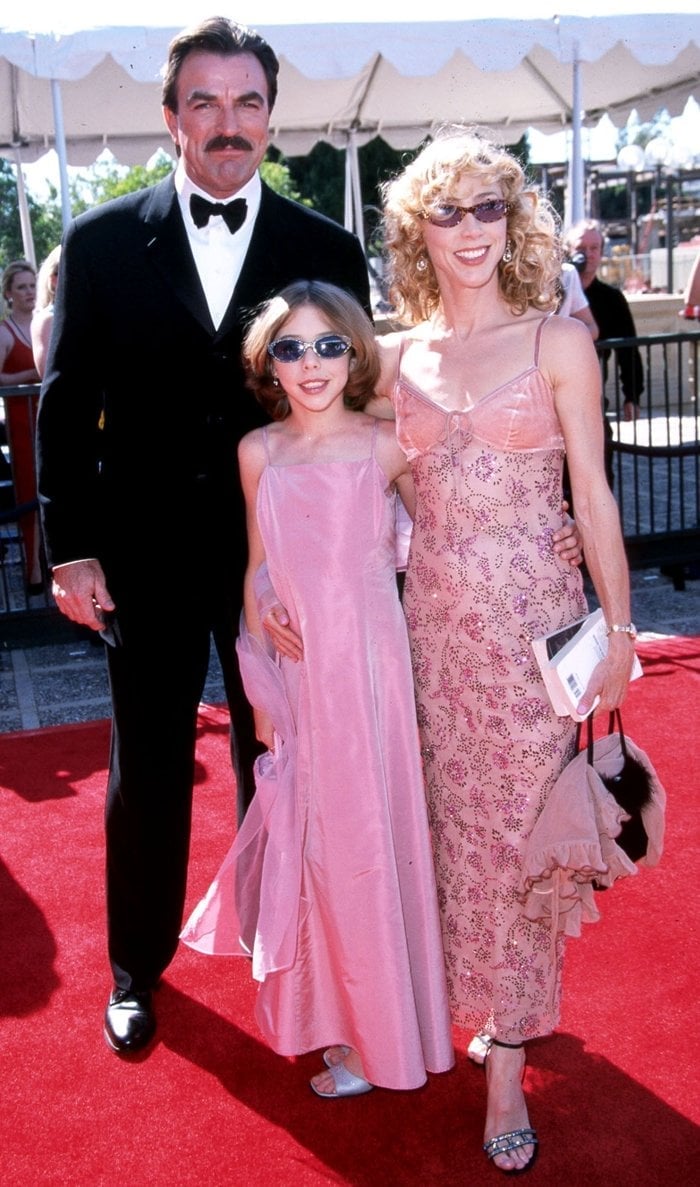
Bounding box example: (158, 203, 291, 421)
(267, 334, 353, 364)
(423, 198, 510, 228)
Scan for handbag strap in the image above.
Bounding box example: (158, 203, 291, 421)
(576, 708, 628, 766)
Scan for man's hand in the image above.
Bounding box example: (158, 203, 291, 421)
(262, 602, 303, 662)
(553, 501, 583, 567)
(51, 559, 115, 630)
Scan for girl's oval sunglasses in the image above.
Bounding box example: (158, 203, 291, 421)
(422, 198, 510, 228)
(268, 334, 352, 364)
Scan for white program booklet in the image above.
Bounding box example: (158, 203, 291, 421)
(531, 607, 643, 721)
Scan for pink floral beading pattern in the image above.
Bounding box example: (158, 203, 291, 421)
(396, 363, 586, 1042)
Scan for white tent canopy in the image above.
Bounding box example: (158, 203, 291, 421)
(2, 14, 699, 255)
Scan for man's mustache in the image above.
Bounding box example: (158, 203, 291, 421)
(205, 135, 253, 153)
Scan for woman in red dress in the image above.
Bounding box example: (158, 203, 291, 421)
(0, 260, 42, 592)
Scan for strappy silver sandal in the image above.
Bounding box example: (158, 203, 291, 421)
(483, 1039, 538, 1174)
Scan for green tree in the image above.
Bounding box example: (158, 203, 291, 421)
(70, 150, 308, 212)
(0, 158, 63, 271)
(260, 157, 311, 205)
(284, 136, 411, 231)
(71, 152, 176, 213)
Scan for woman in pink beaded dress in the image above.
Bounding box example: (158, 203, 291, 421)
(370, 128, 637, 1172)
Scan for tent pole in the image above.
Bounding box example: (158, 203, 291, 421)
(350, 131, 365, 253)
(568, 48, 584, 224)
(51, 79, 73, 231)
(13, 147, 36, 268)
(344, 129, 366, 253)
(344, 143, 353, 232)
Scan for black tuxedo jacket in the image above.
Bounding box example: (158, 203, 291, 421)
(37, 176, 370, 603)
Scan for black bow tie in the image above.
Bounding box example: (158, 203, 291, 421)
(190, 194, 247, 234)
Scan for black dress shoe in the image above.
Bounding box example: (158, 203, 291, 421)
(103, 988, 156, 1055)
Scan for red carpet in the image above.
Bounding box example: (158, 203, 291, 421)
(1, 640, 699, 1186)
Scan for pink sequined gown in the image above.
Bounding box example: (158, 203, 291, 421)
(184, 422, 454, 1090)
(393, 317, 587, 1042)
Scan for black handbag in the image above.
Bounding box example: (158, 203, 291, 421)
(576, 709, 654, 863)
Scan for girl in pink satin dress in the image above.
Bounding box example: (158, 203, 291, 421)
(181, 281, 454, 1097)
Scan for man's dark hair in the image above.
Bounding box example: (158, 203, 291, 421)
(162, 16, 279, 113)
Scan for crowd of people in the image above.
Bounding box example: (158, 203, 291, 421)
(3, 9, 685, 1176)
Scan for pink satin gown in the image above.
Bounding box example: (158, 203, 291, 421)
(183, 421, 454, 1090)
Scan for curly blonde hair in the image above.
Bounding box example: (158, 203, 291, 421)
(382, 126, 562, 325)
(243, 280, 379, 420)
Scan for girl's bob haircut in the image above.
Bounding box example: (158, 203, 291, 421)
(243, 279, 379, 419)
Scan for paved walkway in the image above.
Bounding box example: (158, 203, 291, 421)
(0, 614, 226, 734)
(0, 566, 698, 733)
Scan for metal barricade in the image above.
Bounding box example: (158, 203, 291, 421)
(602, 330, 700, 590)
(1, 336, 699, 623)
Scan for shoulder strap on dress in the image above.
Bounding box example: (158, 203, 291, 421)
(394, 332, 411, 383)
(370, 415, 379, 455)
(5, 319, 20, 346)
(261, 424, 271, 463)
(533, 314, 553, 367)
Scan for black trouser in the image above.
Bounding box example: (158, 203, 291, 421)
(104, 594, 260, 992)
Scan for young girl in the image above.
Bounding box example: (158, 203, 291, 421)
(181, 280, 454, 1097)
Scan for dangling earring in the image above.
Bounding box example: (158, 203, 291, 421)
(416, 256, 428, 273)
(502, 240, 513, 264)
(272, 377, 279, 387)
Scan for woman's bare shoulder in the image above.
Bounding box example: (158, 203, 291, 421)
(375, 324, 428, 396)
(540, 311, 597, 364)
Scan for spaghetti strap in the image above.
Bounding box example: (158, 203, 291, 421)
(533, 314, 553, 367)
(371, 416, 379, 456)
(395, 333, 411, 384)
(261, 425, 271, 464)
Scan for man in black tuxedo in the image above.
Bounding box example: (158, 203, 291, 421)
(36, 17, 369, 1056)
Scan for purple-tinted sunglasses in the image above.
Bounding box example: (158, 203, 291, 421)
(423, 198, 510, 228)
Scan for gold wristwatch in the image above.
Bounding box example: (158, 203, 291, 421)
(607, 622, 638, 639)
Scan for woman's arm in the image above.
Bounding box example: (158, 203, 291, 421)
(375, 418, 416, 519)
(366, 332, 402, 416)
(547, 317, 636, 714)
(31, 308, 54, 380)
(238, 432, 275, 748)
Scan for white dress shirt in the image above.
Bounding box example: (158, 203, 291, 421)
(53, 167, 263, 577)
(174, 163, 262, 329)
(558, 262, 590, 318)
